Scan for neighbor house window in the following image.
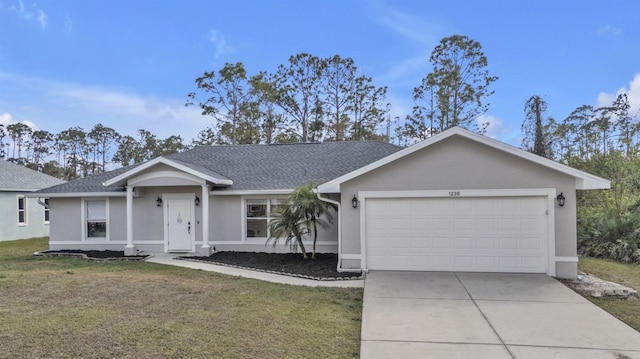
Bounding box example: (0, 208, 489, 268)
(17, 195, 27, 225)
(86, 200, 107, 238)
(245, 199, 282, 238)
(43, 198, 50, 224)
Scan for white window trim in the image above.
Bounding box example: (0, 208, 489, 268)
(17, 195, 27, 226)
(81, 198, 110, 241)
(43, 198, 50, 225)
(241, 196, 285, 242)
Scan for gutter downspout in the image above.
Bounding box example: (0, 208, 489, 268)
(316, 192, 361, 273)
(36, 198, 48, 208)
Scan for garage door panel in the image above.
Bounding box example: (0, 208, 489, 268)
(365, 196, 547, 273)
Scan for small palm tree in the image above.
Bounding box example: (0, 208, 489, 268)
(267, 201, 310, 258)
(267, 183, 334, 259)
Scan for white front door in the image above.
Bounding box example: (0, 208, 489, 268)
(166, 196, 194, 252)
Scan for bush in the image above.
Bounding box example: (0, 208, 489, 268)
(578, 213, 640, 263)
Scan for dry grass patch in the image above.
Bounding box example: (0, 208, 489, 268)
(0, 238, 362, 359)
(578, 257, 640, 332)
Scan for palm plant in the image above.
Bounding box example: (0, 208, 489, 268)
(267, 201, 309, 258)
(267, 183, 334, 259)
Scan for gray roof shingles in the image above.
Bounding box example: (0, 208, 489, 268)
(0, 160, 65, 191)
(34, 141, 403, 194)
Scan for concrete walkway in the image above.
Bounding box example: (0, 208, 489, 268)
(144, 255, 364, 288)
(361, 271, 640, 359)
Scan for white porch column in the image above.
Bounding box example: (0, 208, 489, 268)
(200, 184, 211, 255)
(124, 185, 135, 255)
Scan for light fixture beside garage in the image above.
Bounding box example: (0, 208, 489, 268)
(352, 195, 358, 208)
(195, 195, 200, 206)
(156, 196, 163, 207)
(556, 192, 565, 207)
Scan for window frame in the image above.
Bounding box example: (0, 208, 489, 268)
(17, 195, 27, 226)
(81, 198, 110, 241)
(243, 197, 284, 240)
(43, 198, 50, 225)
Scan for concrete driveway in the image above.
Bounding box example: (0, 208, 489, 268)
(361, 271, 640, 359)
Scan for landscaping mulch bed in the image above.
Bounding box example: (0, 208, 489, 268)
(34, 250, 149, 261)
(181, 252, 363, 280)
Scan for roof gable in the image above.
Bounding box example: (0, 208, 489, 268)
(103, 157, 233, 187)
(0, 160, 65, 191)
(317, 127, 611, 193)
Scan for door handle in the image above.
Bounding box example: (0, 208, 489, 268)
(188, 221, 191, 234)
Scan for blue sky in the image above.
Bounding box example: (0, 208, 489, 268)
(1, 0, 639, 146)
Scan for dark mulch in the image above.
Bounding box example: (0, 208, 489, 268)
(183, 252, 362, 279)
(37, 250, 149, 260)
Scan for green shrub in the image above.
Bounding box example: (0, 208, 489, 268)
(578, 213, 640, 263)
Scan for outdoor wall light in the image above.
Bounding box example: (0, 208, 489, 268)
(556, 192, 565, 207)
(352, 195, 358, 209)
(195, 195, 200, 206)
(156, 196, 163, 207)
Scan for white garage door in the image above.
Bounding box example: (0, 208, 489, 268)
(365, 196, 548, 273)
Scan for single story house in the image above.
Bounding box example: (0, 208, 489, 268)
(0, 159, 65, 241)
(33, 127, 610, 278)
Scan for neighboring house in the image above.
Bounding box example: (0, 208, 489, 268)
(0, 160, 65, 242)
(33, 127, 610, 278)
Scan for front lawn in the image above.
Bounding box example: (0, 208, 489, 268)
(578, 257, 640, 331)
(0, 238, 363, 359)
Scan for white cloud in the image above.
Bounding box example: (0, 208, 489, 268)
(209, 29, 231, 58)
(0, 112, 38, 129)
(597, 73, 640, 116)
(368, 2, 446, 47)
(597, 24, 622, 36)
(0, 112, 13, 125)
(8, 0, 47, 30)
(37, 8, 46, 29)
(0, 72, 209, 141)
(477, 114, 503, 139)
(376, 55, 429, 88)
(64, 15, 73, 33)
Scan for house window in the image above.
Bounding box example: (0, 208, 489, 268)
(86, 200, 107, 238)
(44, 198, 50, 224)
(245, 199, 282, 238)
(17, 195, 27, 225)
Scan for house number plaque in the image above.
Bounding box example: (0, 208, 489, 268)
(449, 191, 461, 197)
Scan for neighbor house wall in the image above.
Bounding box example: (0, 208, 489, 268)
(339, 136, 578, 277)
(0, 191, 50, 241)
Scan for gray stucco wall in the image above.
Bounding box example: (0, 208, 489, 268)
(48, 188, 338, 253)
(0, 192, 50, 241)
(210, 194, 338, 253)
(339, 136, 578, 276)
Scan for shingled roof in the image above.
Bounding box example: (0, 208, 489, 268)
(0, 160, 65, 191)
(34, 141, 403, 194)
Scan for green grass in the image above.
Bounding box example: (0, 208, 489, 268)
(0, 238, 363, 359)
(578, 257, 640, 331)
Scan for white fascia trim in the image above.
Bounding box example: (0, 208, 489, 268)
(209, 240, 338, 245)
(26, 192, 126, 198)
(0, 188, 38, 192)
(103, 157, 233, 187)
(358, 188, 556, 198)
(317, 127, 610, 192)
(212, 189, 294, 195)
(49, 240, 166, 245)
(555, 256, 579, 263)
